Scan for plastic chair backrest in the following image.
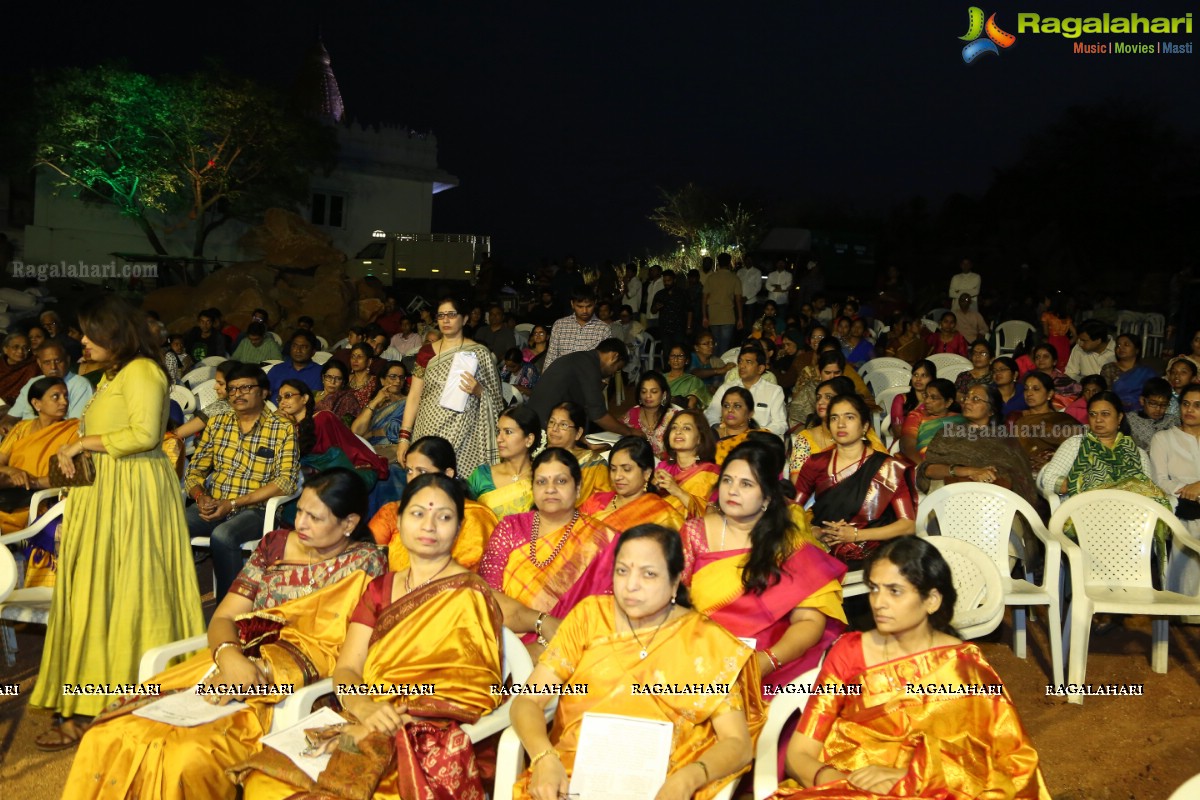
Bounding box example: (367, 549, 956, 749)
(865, 367, 912, 395)
(927, 353, 971, 374)
(0, 545, 17, 602)
(312, 351, 332, 364)
(1049, 490, 1180, 589)
(181, 365, 215, 389)
(170, 384, 197, 415)
(926, 537, 1005, 638)
(193, 379, 218, 411)
(994, 320, 1034, 351)
(859, 357, 911, 377)
(501, 626, 532, 685)
(918, 483, 1047, 593)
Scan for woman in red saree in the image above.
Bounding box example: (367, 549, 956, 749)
(654, 409, 721, 518)
(772, 537, 1051, 799)
(479, 447, 618, 657)
(232, 472, 504, 800)
(796, 394, 916, 570)
(681, 439, 847, 699)
(579, 435, 683, 532)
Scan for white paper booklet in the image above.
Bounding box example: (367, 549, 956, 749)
(438, 351, 479, 412)
(132, 690, 247, 728)
(260, 707, 348, 782)
(567, 712, 674, 800)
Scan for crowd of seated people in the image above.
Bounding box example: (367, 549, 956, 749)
(6, 259, 1200, 799)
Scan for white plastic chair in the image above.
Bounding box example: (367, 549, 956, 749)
(191, 489, 303, 584)
(1048, 491, 1200, 704)
(859, 357, 911, 378)
(170, 384, 197, 416)
(720, 347, 740, 365)
(916, 483, 1064, 685)
(926, 353, 972, 376)
(199, 356, 226, 368)
(315, 335, 329, 350)
(926, 537, 1006, 639)
(753, 667, 820, 800)
(993, 321, 1034, 357)
(863, 366, 911, 397)
(0, 491, 66, 665)
(920, 318, 938, 333)
(193, 378, 219, 412)
(267, 331, 282, 346)
(640, 332, 662, 372)
(181, 365, 216, 389)
(312, 351, 332, 365)
(872, 386, 908, 447)
(501, 382, 523, 407)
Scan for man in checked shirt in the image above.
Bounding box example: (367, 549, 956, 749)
(185, 362, 299, 601)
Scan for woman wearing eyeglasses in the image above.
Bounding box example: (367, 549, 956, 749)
(369, 435, 497, 572)
(350, 361, 408, 457)
(395, 296, 504, 479)
(313, 359, 358, 426)
(480, 447, 618, 657)
(545, 401, 613, 505)
(0, 332, 38, 405)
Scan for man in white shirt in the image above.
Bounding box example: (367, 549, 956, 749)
(766, 260, 793, 309)
(623, 264, 642, 317)
(0, 342, 93, 433)
(1064, 320, 1117, 381)
(705, 344, 787, 437)
(948, 258, 982, 312)
(737, 260, 763, 324)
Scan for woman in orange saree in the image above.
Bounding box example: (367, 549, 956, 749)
(231, 473, 504, 800)
(511, 524, 766, 800)
(370, 436, 496, 571)
(654, 409, 720, 518)
(771, 538, 1050, 799)
(479, 447, 617, 656)
(64, 469, 387, 800)
(579, 435, 683, 532)
(0, 377, 79, 532)
(682, 439, 846, 700)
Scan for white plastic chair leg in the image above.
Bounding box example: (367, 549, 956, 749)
(1012, 608, 1027, 659)
(1066, 599, 1094, 705)
(1151, 618, 1170, 673)
(1047, 596, 1065, 687)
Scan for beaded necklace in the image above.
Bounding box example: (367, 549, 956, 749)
(528, 510, 580, 568)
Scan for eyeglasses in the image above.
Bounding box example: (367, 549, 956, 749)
(384, 374, 405, 381)
(1143, 399, 1170, 409)
(278, 392, 303, 401)
(668, 353, 687, 360)
(323, 375, 345, 383)
(963, 395, 990, 405)
(227, 384, 260, 396)
(435, 311, 460, 320)
(547, 421, 576, 431)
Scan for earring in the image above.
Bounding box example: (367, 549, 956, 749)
(761, 503, 769, 512)
(670, 595, 677, 605)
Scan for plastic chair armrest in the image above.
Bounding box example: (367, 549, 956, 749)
(273, 678, 334, 730)
(138, 634, 208, 683)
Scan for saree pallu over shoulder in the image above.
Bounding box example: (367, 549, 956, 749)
(412, 343, 503, 478)
(64, 570, 378, 800)
(659, 460, 720, 518)
(230, 572, 504, 800)
(771, 636, 1050, 799)
(500, 511, 618, 618)
(515, 596, 766, 800)
(470, 463, 534, 518)
(578, 491, 684, 532)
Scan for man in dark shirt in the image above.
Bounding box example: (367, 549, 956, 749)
(267, 330, 323, 398)
(185, 308, 229, 362)
(527, 288, 561, 330)
(528, 338, 643, 439)
(650, 270, 692, 351)
(475, 303, 517, 362)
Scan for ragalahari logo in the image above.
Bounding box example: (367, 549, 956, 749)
(960, 7, 1017, 62)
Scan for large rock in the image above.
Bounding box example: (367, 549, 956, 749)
(240, 208, 347, 268)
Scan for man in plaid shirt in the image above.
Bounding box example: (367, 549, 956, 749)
(185, 362, 299, 600)
(542, 286, 612, 371)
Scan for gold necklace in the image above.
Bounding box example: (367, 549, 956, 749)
(404, 558, 453, 593)
(624, 605, 672, 659)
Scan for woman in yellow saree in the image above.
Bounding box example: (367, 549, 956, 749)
(683, 438, 846, 700)
(231, 472, 504, 800)
(372, 436, 497, 571)
(511, 524, 765, 800)
(0, 377, 79, 532)
(713, 386, 768, 466)
(480, 447, 618, 656)
(653, 409, 721, 518)
(64, 469, 388, 800)
(545, 401, 613, 505)
(469, 405, 540, 518)
(771, 537, 1050, 799)
(578, 435, 683, 532)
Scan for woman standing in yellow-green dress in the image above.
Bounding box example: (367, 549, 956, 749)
(30, 295, 204, 750)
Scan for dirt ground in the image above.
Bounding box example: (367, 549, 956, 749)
(3, 600, 1198, 799)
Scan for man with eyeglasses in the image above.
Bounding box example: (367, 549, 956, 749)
(184, 363, 299, 601)
(0, 342, 93, 433)
(0, 333, 39, 407)
(1127, 377, 1178, 450)
(704, 343, 787, 437)
(267, 330, 323, 399)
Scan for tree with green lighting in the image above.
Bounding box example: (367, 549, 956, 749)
(32, 66, 180, 255)
(30, 65, 336, 260)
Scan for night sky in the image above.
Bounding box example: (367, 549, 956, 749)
(4, 1, 1197, 264)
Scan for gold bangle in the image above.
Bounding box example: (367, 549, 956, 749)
(812, 764, 836, 786)
(694, 760, 709, 783)
(212, 641, 240, 667)
(529, 748, 559, 768)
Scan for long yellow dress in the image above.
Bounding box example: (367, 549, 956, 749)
(29, 358, 205, 719)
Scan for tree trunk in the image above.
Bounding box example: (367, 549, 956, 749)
(191, 214, 230, 258)
(132, 213, 169, 256)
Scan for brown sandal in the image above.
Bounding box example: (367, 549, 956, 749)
(34, 717, 88, 751)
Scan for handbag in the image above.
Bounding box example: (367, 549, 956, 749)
(48, 450, 95, 488)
